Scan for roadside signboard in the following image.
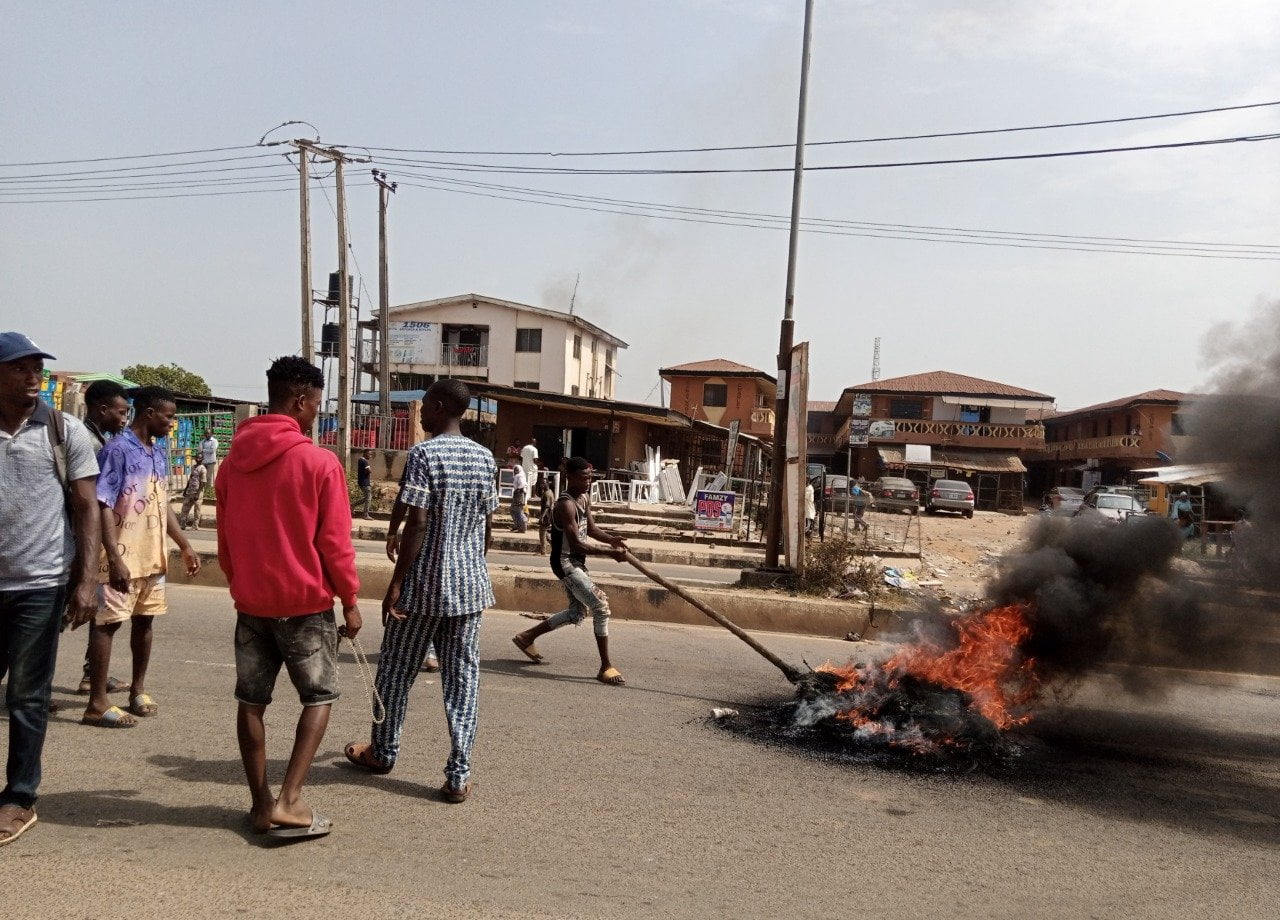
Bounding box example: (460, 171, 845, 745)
(694, 490, 737, 532)
(725, 419, 741, 472)
(849, 418, 870, 446)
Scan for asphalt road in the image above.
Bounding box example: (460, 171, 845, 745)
(6, 584, 1278, 919)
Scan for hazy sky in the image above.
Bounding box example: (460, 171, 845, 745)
(4, 1, 1278, 410)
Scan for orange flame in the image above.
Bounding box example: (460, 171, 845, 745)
(819, 603, 1041, 735)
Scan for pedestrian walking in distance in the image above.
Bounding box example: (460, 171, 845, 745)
(512, 457, 630, 686)
(345, 378, 497, 804)
(535, 469, 555, 555)
(0, 332, 102, 848)
(217, 356, 362, 839)
(179, 460, 207, 530)
(509, 456, 528, 533)
(83, 386, 201, 729)
(200, 428, 219, 482)
(356, 449, 374, 519)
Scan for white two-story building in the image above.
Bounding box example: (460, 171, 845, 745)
(361, 293, 627, 398)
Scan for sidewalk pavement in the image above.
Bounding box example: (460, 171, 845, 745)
(177, 500, 767, 570)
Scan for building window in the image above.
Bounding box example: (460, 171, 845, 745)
(1170, 412, 1185, 435)
(703, 383, 728, 407)
(514, 381, 540, 390)
(515, 328, 542, 353)
(606, 346, 615, 365)
(571, 385, 580, 396)
(572, 334, 581, 359)
(1105, 418, 1113, 436)
(959, 404, 991, 423)
(888, 398, 924, 420)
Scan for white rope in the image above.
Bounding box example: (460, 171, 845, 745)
(344, 635, 386, 725)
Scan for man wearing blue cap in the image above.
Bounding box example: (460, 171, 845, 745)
(0, 332, 102, 847)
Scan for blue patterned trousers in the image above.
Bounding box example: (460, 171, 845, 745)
(371, 610, 482, 787)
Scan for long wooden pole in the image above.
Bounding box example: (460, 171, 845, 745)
(624, 551, 802, 682)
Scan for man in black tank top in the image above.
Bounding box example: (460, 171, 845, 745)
(512, 457, 629, 685)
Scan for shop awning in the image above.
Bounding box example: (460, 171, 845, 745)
(939, 395, 1051, 410)
(877, 445, 1026, 474)
(1134, 464, 1229, 487)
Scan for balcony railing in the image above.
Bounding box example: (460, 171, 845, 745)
(441, 343, 488, 368)
(749, 407, 775, 427)
(1028, 434, 1144, 458)
(837, 417, 1045, 445)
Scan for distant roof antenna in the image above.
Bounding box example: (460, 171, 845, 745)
(569, 272, 581, 315)
(871, 336, 881, 381)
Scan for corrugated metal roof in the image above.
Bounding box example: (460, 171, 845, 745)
(877, 444, 1027, 473)
(387, 293, 628, 348)
(1045, 388, 1189, 422)
(843, 370, 1053, 400)
(660, 358, 774, 378)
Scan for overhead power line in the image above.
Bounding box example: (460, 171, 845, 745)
(341, 99, 1280, 157)
(368, 131, 1280, 176)
(387, 175, 1279, 261)
(380, 171, 1280, 252)
(0, 144, 263, 168)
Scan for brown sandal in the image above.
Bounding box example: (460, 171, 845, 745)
(440, 781, 470, 804)
(343, 741, 393, 775)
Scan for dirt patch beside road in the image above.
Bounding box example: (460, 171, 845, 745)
(871, 507, 1035, 603)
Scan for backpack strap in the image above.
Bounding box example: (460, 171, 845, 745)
(44, 407, 71, 495)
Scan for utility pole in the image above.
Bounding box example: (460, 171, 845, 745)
(373, 170, 397, 436)
(299, 150, 313, 362)
(334, 156, 352, 470)
(763, 0, 816, 570)
(288, 139, 369, 470)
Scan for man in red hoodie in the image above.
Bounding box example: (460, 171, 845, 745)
(216, 356, 362, 839)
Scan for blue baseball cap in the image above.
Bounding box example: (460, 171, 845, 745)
(0, 332, 56, 364)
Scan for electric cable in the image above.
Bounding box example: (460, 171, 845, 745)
(340, 99, 1280, 157)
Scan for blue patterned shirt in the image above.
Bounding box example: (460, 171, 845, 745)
(398, 434, 499, 617)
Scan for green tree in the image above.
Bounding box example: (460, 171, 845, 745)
(121, 362, 211, 396)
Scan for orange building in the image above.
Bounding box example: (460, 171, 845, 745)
(659, 359, 777, 441)
(1024, 389, 1188, 495)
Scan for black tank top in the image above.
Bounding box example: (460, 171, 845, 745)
(549, 492, 589, 579)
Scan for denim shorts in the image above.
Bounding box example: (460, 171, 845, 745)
(233, 610, 339, 707)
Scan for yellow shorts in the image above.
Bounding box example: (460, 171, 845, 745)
(97, 575, 168, 626)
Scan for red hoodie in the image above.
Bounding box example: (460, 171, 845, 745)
(215, 414, 359, 617)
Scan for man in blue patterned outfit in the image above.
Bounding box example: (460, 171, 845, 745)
(345, 379, 496, 803)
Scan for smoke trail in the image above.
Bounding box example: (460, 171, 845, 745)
(1182, 298, 1280, 587)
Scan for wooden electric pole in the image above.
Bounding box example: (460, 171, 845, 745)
(288, 139, 368, 470)
(298, 149, 313, 362)
(373, 170, 397, 434)
(763, 0, 815, 570)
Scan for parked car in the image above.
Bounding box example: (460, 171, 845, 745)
(872, 476, 919, 514)
(1084, 484, 1151, 509)
(1073, 491, 1147, 523)
(925, 479, 975, 518)
(823, 475, 871, 512)
(1041, 486, 1085, 515)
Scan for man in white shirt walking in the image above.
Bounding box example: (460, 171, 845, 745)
(200, 429, 219, 482)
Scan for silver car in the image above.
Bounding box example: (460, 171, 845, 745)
(1074, 492, 1147, 523)
(872, 476, 919, 514)
(925, 479, 975, 518)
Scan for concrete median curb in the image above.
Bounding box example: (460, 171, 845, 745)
(171, 548, 884, 641)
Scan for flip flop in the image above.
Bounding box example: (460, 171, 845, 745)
(596, 667, 626, 686)
(512, 635, 544, 663)
(81, 705, 138, 728)
(77, 676, 128, 695)
(0, 807, 37, 847)
(128, 693, 158, 717)
(267, 812, 332, 839)
(343, 741, 393, 775)
(440, 782, 470, 804)
(420, 657, 440, 673)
